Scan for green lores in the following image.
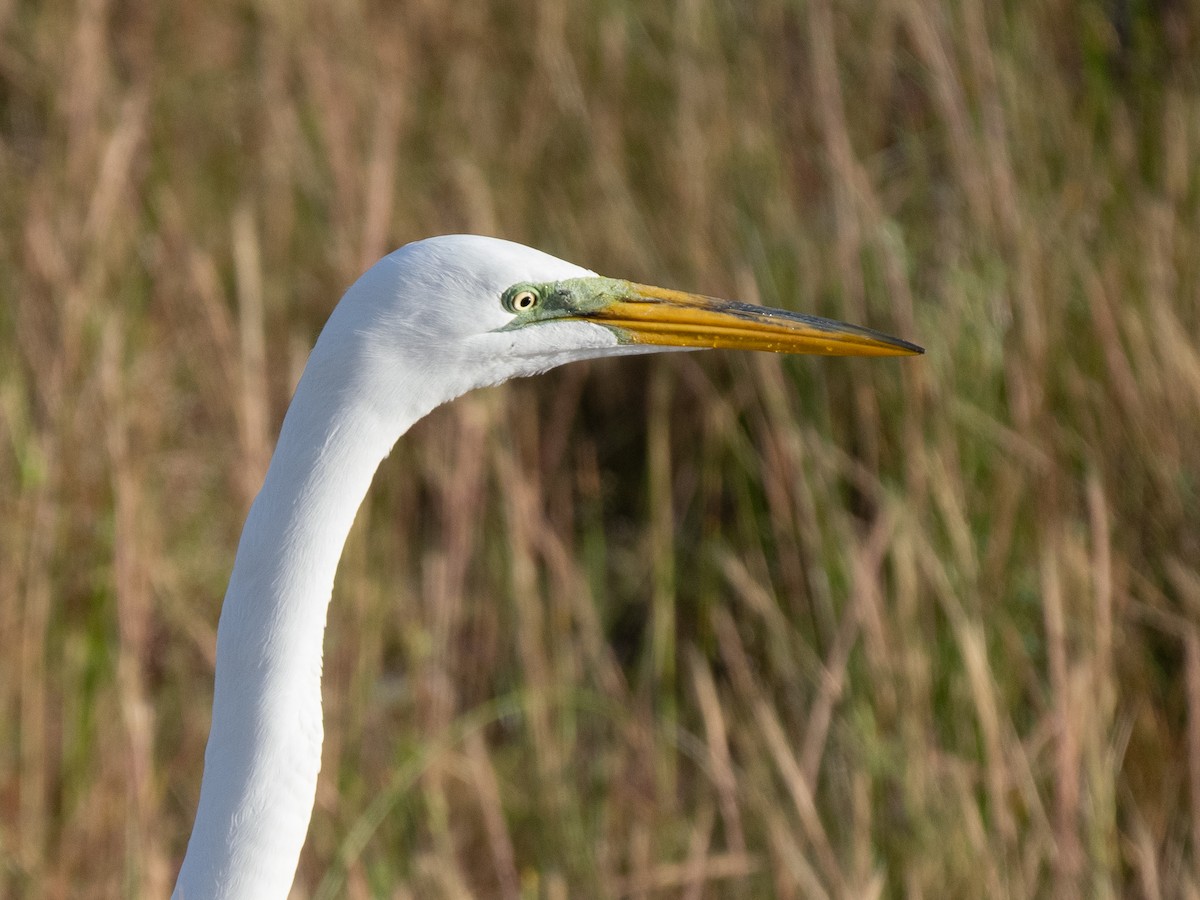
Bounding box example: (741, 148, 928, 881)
(500, 277, 632, 320)
(501, 276, 924, 357)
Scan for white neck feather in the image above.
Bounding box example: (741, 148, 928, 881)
(173, 236, 606, 898)
(174, 335, 422, 899)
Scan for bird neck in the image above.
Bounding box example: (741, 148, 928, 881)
(174, 347, 416, 899)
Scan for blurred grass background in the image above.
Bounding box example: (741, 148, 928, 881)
(3, 0, 1200, 897)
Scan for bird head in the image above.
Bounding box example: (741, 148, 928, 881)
(314, 234, 921, 421)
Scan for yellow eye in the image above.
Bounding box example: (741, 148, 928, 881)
(511, 289, 538, 312)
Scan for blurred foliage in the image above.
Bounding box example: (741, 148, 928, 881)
(2, 0, 1200, 897)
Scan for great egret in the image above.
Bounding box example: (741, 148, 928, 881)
(173, 234, 922, 899)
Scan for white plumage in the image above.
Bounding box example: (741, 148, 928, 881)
(174, 235, 920, 898)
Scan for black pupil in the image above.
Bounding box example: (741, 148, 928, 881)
(518, 293, 533, 308)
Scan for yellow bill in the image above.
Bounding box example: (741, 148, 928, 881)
(579, 283, 923, 357)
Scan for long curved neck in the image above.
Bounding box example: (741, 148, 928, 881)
(174, 345, 416, 899)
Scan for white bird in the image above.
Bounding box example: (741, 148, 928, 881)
(173, 234, 921, 898)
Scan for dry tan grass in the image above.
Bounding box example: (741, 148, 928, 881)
(3, 1, 1200, 897)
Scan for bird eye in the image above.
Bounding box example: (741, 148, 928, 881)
(510, 289, 539, 313)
